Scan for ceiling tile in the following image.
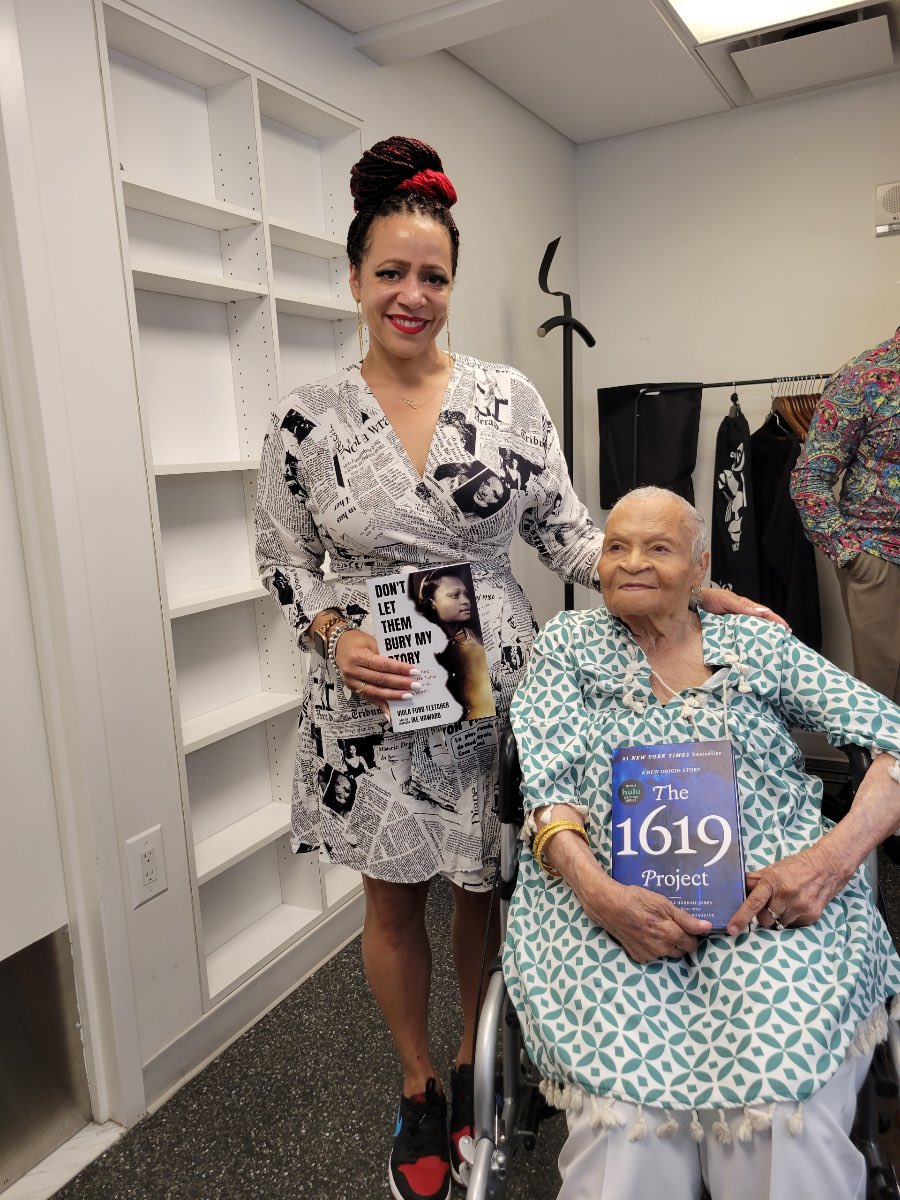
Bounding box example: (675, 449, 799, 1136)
(297, 1, 894, 143)
(450, 0, 730, 141)
(298, 0, 452, 34)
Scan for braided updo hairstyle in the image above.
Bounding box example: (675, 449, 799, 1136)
(347, 136, 459, 275)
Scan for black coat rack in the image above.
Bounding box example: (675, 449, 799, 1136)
(537, 237, 596, 611)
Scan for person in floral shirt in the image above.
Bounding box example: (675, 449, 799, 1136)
(790, 327, 899, 701)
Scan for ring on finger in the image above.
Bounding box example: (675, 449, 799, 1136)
(354, 683, 368, 700)
(765, 906, 783, 928)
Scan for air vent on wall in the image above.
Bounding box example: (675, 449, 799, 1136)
(876, 181, 900, 236)
(693, 3, 900, 106)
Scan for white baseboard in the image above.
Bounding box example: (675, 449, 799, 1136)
(142, 892, 364, 1109)
(2, 1122, 124, 1199)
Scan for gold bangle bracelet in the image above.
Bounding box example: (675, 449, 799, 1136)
(532, 819, 589, 878)
(533, 821, 588, 878)
(532, 818, 587, 859)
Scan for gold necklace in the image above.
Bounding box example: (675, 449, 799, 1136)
(365, 357, 452, 411)
(397, 384, 444, 411)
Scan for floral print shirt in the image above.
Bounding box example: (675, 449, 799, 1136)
(790, 327, 900, 567)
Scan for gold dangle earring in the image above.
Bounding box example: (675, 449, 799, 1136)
(445, 307, 452, 357)
(356, 300, 365, 362)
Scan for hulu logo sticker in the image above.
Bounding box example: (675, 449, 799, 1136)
(618, 780, 644, 806)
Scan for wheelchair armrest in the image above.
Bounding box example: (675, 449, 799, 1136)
(497, 725, 523, 901)
(838, 745, 900, 865)
(843, 744, 872, 793)
(498, 724, 523, 827)
(812, 742, 871, 823)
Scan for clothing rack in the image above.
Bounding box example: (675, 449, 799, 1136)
(622, 375, 831, 510)
(703, 374, 831, 388)
(633, 374, 831, 392)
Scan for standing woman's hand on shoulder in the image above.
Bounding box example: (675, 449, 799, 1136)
(697, 586, 789, 628)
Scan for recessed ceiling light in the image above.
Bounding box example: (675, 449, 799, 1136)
(667, 1, 854, 42)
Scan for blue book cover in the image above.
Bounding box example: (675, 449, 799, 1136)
(610, 739, 745, 932)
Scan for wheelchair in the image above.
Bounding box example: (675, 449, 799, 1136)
(464, 725, 900, 1200)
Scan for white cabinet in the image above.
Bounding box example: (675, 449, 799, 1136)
(98, 1, 363, 1004)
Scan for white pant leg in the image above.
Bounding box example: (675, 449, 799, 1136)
(701, 1050, 872, 1200)
(557, 1099, 704, 1200)
(555, 1050, 871, 1200)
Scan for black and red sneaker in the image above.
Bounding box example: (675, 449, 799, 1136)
(389, 1078, 451, 1200)
(449, 1064, 475, 1188)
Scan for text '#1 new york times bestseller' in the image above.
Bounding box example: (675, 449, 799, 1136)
(611, 739, 746, 931)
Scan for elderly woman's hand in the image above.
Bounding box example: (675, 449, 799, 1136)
(729, 756, 900, 936)
(698, 586, 789, 628)
(726, 842, 849, 936)
(542, 829, 712, 962)
(582, 876, 713, 964)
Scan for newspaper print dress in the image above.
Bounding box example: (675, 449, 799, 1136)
(255, 354, 604, 887)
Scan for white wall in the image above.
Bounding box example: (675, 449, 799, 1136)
(575, 71, 900, 668)
(6, 0, 579, 1113)
(142, 0, 582, 627)
(0, 367, 68, 962)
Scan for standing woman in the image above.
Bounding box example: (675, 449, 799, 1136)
(255, 136, 774, 1200)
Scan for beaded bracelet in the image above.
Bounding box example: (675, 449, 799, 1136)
(531, 819, 589, 878)
(326, 622, 354, 678)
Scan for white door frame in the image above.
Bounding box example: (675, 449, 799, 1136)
(0, 0, 145, 1125)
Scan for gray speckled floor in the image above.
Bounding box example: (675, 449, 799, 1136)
(52, 847, 900, 1200)
(52, 878, 564, 1200)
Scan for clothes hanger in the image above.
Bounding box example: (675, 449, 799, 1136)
(793, 374, 822, 437)
(728, 382, 741, 417)
(765, 378, 794, 437)
(795, 389, 820, 433)
(772, 378, 814, 441)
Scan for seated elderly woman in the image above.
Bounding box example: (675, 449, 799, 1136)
(504, 486, 900, 1200)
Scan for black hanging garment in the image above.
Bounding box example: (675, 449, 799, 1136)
(597, 384, 702, 509)
(749, 417, 822, 651)
(710, 403, 759, 597)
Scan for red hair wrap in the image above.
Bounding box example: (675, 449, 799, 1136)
(395, 168, 457, 208)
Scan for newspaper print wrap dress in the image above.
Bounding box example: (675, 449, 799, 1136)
(505, 608, 900, 1117)
(255, 355, 604, 887)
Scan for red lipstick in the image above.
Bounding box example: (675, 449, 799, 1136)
(387, 315, 428, 335)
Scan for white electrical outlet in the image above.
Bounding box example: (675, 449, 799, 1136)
(125, 825, 168, 908)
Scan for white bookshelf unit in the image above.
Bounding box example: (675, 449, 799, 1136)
(98, 1, 364, 1006)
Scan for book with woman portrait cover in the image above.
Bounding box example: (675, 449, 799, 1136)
(610, 739, 745, 931)
(366, 562, 495, 733)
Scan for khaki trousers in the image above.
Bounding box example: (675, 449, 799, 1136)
(836, 552, 900, 704)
